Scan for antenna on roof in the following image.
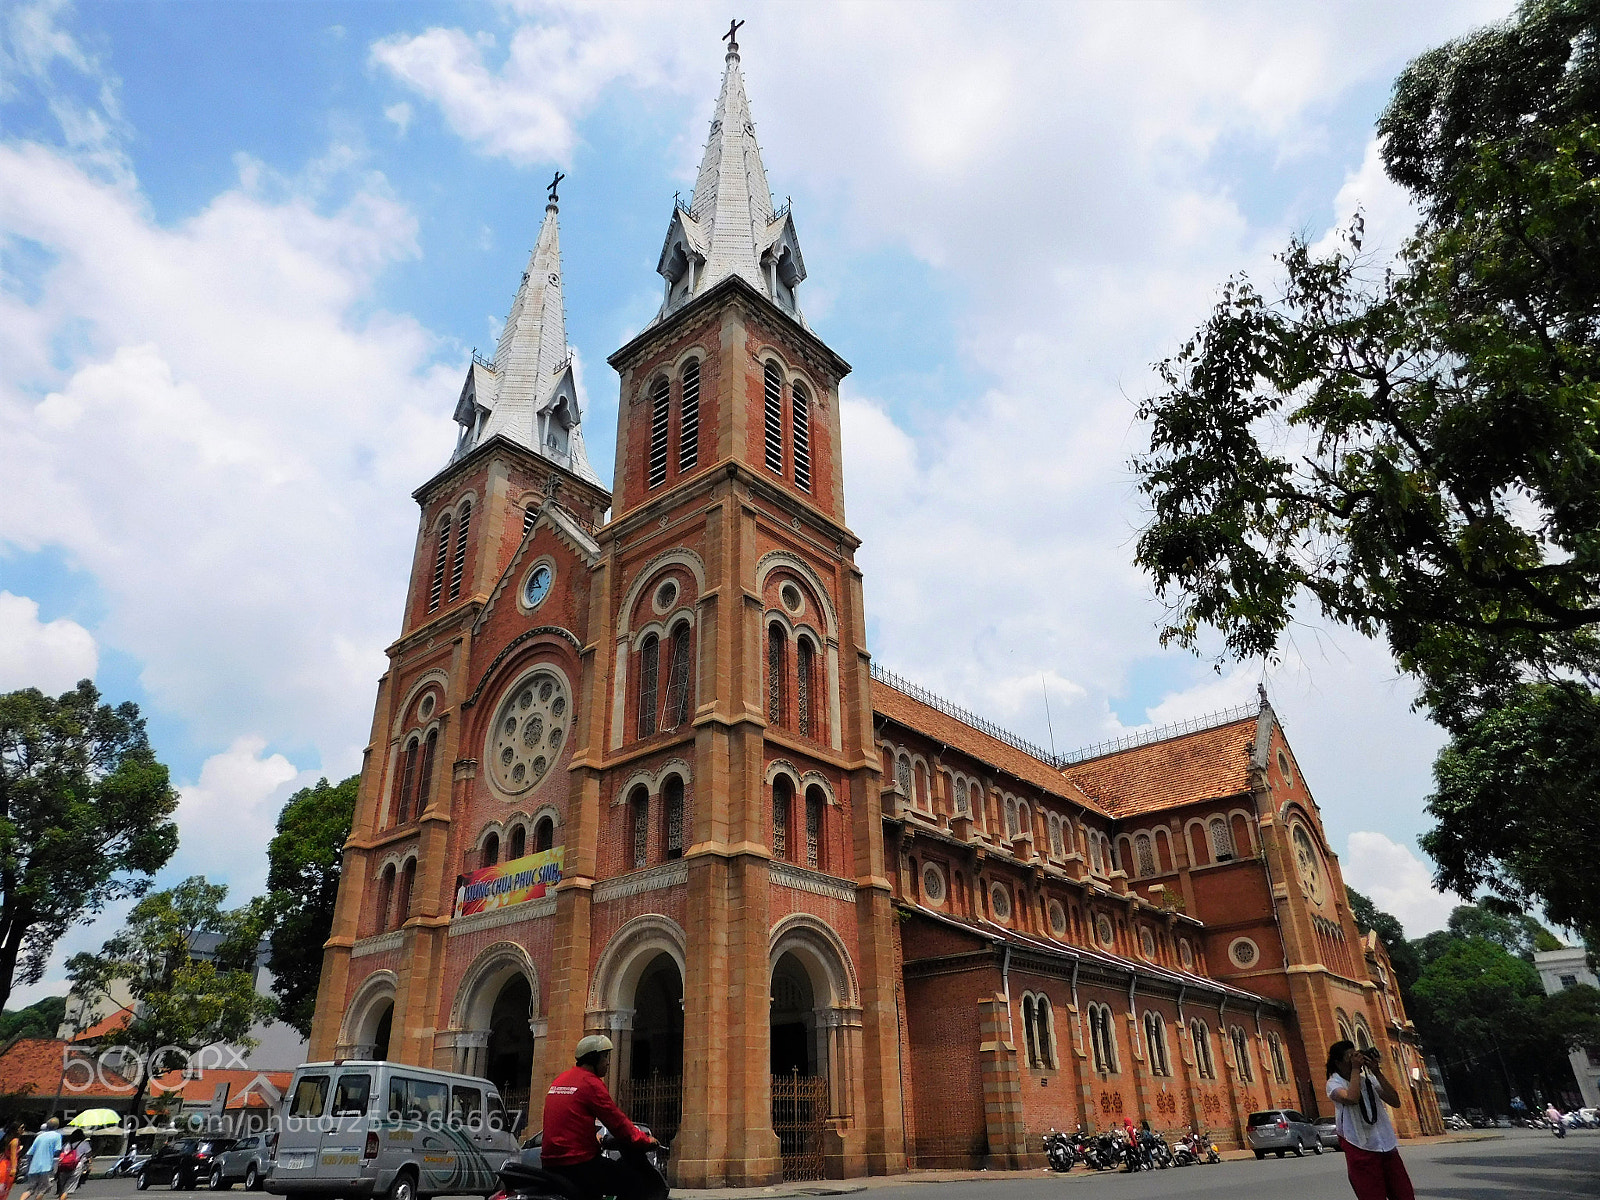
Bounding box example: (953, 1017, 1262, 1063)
(1042, 675, 1057, 759)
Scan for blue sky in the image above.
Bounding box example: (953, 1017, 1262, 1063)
(0, 0, 1519, 1004)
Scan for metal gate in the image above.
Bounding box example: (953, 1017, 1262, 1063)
(618, 1074, 683, 1148)
(771, 1073, 828, 1182)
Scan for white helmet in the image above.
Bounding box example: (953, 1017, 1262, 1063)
(575, 1034, 614, 1062)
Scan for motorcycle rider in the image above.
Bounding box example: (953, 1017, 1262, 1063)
(1545, 1102, 1566, 1137)
(540, 1035, 660, 1200)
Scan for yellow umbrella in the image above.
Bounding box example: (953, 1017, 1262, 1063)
(67, 1110, 121, 1129)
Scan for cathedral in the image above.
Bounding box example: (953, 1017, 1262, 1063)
(308, 31, 1443, 1186)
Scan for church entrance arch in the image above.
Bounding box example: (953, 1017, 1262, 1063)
(449, 943, 540, 1111)
(770, 952, 816, 1076)
(340, 971, 397, 1060)
(589, 917, 687, 1145)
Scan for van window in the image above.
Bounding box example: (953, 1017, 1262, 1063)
(389, 1076, 449, 1125)
(451, 1086, 483, 1129)
(289, 1077, 330, 1119)
(486, 1091, 509, 1132)
(237, 1138, 258, 1150)
(1246, 1111, 1281, 1127)
(332, 1074, 372, 1117)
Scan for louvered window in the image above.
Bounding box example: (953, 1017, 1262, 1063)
(795, 637, 814, 738)
(631, 788, 649, 869)
(509, 823, 525, 860)
(428, 516, 451, 612)
(413, 730, 437, 821)
(805, 787, 822, 869)
(638, 633, 659, 737)
(661, 622, 692, 730)
(677, 360, 700, 473)
(791, 382, 810, 491)
(647, 376, 670, 488)
(398, 858, 416, 924)
(763, 362, 784, 473)
(523, 506, 536, 536)
(449, 502, 472, 601)
(664, 775, 684, 860)
(773, 777, 792, 861)
(767, 624, 786, 726)
(396, 738, 419, 825)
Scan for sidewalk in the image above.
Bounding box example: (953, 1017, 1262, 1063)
(671, 1132, 1504, 1200)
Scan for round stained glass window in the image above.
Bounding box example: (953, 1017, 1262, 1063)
(1049, 900, 1067, 936)
(922, 864, 946, 904)
(488, 669, 570, 796)
(1096, 913, 1115, 947)
(1229, 937, 1259, 968)
(990, 882, 1012, 922)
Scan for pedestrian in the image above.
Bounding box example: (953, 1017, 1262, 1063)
(54, 1133, 85, 1200)
(0, 1123, 21, 1200)
(1326, 1041, 1413, 1200)
(17, 1120, 61, 1200)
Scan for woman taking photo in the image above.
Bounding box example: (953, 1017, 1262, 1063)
(1326, 1039, 1413, 1200)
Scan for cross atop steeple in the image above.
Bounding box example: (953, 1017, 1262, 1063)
(723, 18, 743, 53)
(547, 171, 565, 206)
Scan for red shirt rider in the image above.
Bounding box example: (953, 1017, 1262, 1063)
(541, 1038, 655, 1167)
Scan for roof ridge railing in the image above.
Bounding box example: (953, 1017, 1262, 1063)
(869, 661, 1263, 772)
(471, 349, 495, 370)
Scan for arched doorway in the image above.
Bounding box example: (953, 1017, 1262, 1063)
(770, 952, 816, 1075)
(486, 975, 534, 1100)
(340, 972, 398, 1061)
(630, 953, 684, 1081)
(371, 1003, 393, 1061)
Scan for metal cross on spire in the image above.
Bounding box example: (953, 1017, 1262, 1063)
(547, 171, 565, 205)
(723, 18, 743, 52)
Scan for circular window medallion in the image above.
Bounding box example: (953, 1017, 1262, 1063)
(989, 882, 1012, 922)
(780, 583, 804, 614)
(486, 669, 570, 796)
(1096, 913, 1115, 948)
(921, 863, 946, 905)
(1139, 926, 1157, 960)
(1228, 937, 1260, 968)
(1278, 749, 1294, 787)
(653, 579, 679, 613)
(1049, 900, 1068, 937)
(1290, 824, 1324, 904)
(418, 693, 435, 720)
(1179, 939, 1195, 971)
(523, 563, 553, 610)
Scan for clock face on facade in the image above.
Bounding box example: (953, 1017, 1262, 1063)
(524, 564, 552, 609)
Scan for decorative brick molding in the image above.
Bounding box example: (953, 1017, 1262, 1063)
(592, 861, 688, 903)
(772, 860, 857, 903)
(447, 896, 557, 938)
(351, 930, 403, 958)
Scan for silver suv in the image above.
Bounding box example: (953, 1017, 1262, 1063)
(210, 1134, 270, 1190)
(1246, 1109, 1323, 1159)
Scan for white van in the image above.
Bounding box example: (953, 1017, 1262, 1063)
(267, 1061, 520, 1200)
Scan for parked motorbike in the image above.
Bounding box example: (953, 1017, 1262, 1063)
(1078, 1130, 1120, 1172)
(1041, 1129, 1075, 1172)
(494, 1133, 670, 1200)
(105, 1153, 150, 1179)
(1137, 1130, 1172, 1169)
(1549, 1117, 1567, 1139)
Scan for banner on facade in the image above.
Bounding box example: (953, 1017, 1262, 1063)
(452, 847, 564, 919)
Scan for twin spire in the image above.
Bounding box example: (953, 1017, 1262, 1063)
(449, 24, 804, 474)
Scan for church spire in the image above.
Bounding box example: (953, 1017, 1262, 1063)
(653, 22, 806, 322)
(452, 178, 600, 485)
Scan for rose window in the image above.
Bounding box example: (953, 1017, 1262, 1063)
(1291, 824, 1324, 904)
(488, 670, 570, 796)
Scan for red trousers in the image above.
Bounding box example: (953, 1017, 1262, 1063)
(1343, 1142, 1414, 1200)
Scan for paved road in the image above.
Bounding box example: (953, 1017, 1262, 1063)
(74, 1128, 1598, 1200)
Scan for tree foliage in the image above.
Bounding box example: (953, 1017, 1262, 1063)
(0, 682, 179, 1012)
(1133, 0, 1600, 931)
(0, 994, 66, 1042)
(263, 775, 357, 1039)
(65, 876, 277, 1121)
(1346, 887, 1421, 992)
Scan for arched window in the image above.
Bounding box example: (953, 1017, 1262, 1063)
(397, 858, 417, 925)
(1136, 833, 1156, 878)
(534, 815, 555, 853)
(1089, 1004, 1118, 1073)
(1268, 1033, 1288, 1084)
(413, 729, 437, 821)
(772, 776, 793, 861)
(804, 785, 825, 870)
(1230, 1026, 1254, 1082)
(1049, 815, 1064, 858)
(1143, 1011, 1170, 1076)
(661, 621, 692, 731)
(1035, 995, 1057, 1068)
(508, 823, 526, 861)
(647, 375, 670, 488)
(375, 864, 395, 935)
(638, 632, 660, 737)
(449, 501, 472, 602)
(630, 786, 650, 870)
(791, 381, 811, 491)
(428, 515, 451, 612)
(677, 359, 700, 473)
(795, 636, 815, 739)
(1005, 798, 1017, 839)
(395, 737, 419, 826)
(1018, 802, 1031, 841)
(481, 831, 500, 868)
(663, 775, 685, 860)
(767, 624, 788, 727)
(1191, 1020, 1215, 1079)
(1209, 816, 1235, 861)
(1354, 1022, 1373, 1051)
(1022, 996, 1038, 1068)
(763, 362, 784, 473)
(954, 778, 969, 814)
(896, 755, 912, 798)
(523, 505, 537, 536)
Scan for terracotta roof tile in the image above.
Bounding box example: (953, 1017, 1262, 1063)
(0, 1037, 136, 1098)
(1064, 716, 1259, 818)
(73, 1006, 134, 1042)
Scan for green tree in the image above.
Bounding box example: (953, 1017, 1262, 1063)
(0, 681, 180, 1011)
(65, 876, 277, 1123)
(1132, 0, 1600, 930)
(1445, 902, 1560, 962)
(0, 994, 66, 1042)
(263, 775, 357, 1038)
(1346, 888, 1422, 993)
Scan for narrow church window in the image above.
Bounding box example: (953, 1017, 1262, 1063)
(647, 376, 670, 489)
(772, 776, 792, 861)
(414, 729, 437, 821)
(791, 381, 811, 491)
(1269, 1033, 1288, 1083)
(805, 786, 824, 870)
(1191, 1020, 1215, 1078)
(638, 633, 660, 737)
(398, 858, 416, 923)
(678, 359, 700, 473)
(376, 864, 395, 934)
(1136, 833, 1156, 878)
(954, 779, 968, 814)
(481, 832, 499, 867)
(1022, 996, 1038, 1069)
(1209, 816, 1235, 862)
(509, 823, 525, 860)
(1037, 996, 1056, 1068)
(664, 775, 685, 860)
(428, 515, 451, 612)
(523, 505, 536, 536)
(661, 622, 692, 730)
(896, 756, 912, 798)
(767, 623, 787, 726)
(534, 816, 554, 853)
(763, 362, 784, 473)
(1231, 1026, 1254, 1081)
(795, 636, 814, 738)
(631, 787, 650, 869)
(396, 737, 419, 826)
(1144, 1012, 1170, 1075)
(449, 501, 472, 601)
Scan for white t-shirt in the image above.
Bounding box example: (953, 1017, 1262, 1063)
(1327, 1071, 1398, 1153)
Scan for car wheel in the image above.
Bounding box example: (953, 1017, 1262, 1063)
(388, 1169, 417, 1200)
(211, 1166, 230, 1190)
(1254, 1151, 1265, 1160)
(171, 1168, 188, 1190)
(243, 1166, 259, 1192)
(1293, 1139, 1305, 1157)
(1313, 1140, 1323, 1155)
(137, 1172, 151, 1191)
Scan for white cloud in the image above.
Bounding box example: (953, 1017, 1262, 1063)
(0, 590, 97, 693)
(384, 101, 412, 135)
(1342, 830, 1463, 937)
